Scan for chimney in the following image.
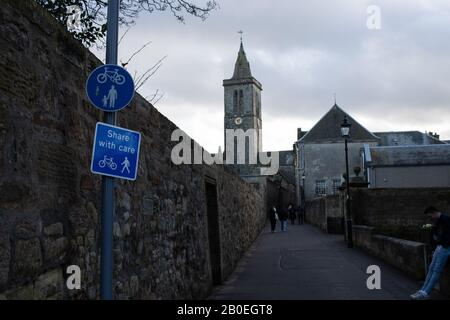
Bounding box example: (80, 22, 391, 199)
(429, 132, 440, 140)
(297, 128, 307, 140)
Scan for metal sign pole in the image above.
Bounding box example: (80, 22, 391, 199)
(101, 0, 119, 300)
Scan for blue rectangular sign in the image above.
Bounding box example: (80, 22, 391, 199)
(91, 122, 141, 181)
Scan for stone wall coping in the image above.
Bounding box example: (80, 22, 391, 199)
(372, 234, 425, 248)
(307, 195, 340, 204)
(352, 225, 375, 231)
(355, 187, 450, 192)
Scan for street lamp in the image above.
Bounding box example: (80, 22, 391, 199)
(341, 115, 353, 248)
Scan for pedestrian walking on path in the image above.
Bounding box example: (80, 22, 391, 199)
(288, 203, 296, 225)
(268, 205, 278, 233)
(279, 206, 288, 232)
(411, 206, 450, 300)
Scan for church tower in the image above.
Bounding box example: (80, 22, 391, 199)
(223, 39, 263, 174)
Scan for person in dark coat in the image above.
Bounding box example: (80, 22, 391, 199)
(411, 206, 450, 300)
(268, 205, 278, 233)
(279, 206, 288, 232)
(288, 203, 296, 225)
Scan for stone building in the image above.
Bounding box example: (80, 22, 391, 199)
(361, 144, 450, 188)
(294, 104, 448, 204)
(223, 40, 262, 177)
(294, 104, 379, 204)
(222, 41, 296, 209)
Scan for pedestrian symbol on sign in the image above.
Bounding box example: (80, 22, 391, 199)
(91, 122, 141, 181)
(106, 85, 118, 109)
(121, 157, 130, 174)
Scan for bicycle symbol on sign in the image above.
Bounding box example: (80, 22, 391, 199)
(97, 67, 126, 85)
(98, 156, 117, 170)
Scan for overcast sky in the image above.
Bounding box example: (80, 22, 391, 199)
(92, 0, 450, 152)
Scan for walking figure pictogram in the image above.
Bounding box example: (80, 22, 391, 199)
(121, 157, 130, 174)
(107, 85, 118, 109)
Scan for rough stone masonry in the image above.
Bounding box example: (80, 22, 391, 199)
(0, 0, 266, 299)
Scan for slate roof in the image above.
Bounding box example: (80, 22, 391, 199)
(232, 41, 252, 79)
(373, 131, 445, 146)
(369, 145, 450, 167)
(223, 41, 262, 90)
(298, 104, 379, 143)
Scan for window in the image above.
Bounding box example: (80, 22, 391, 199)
(238, 90, 244, 114)
(255, 92, 261, 117)
(315, 180, 327, 197)
(233, 90, 238, 114)
(331, 179, 341, 195)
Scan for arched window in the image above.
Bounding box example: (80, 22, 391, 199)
(233, 90, 238, 115)
(255, 93, 261, 118)
(238, 90, 244, 114)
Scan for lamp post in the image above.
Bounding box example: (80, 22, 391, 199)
(301, 174, 306, 224)
(293, 143, 300, 208)
(100, 0, 119, 299)
(341, 115, 353, 248)
(301, 174, 306, 198)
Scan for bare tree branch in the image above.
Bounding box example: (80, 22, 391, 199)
(145, 89, 165, 105)
(121, 41, 152, 67)
(119, 26, 132, 45)
(152, 92, 165, 105)
(135, 55, 167, 91)
(37, 0, 219, 46)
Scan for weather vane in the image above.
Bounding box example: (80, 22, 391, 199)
(238, 30, 243, 42)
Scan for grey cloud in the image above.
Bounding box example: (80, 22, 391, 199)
(104, 0, 450, 151)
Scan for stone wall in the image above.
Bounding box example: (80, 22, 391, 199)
(306, 188, 450, 295)
(0, 0, 266, 299)
(351, 188, 450, 242)
(350, 189, 450, 295)
(238, 173, 296, 216)
(305, 195, 343, 234)
(353, 225, 427, 280)
(305, 199, 326, 231)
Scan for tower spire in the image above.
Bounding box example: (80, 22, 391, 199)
(232, 32, 252, 79)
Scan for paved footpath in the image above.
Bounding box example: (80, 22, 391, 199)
(209, 223, 448, 300)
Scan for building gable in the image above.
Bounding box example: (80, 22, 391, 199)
(299, 104, 379, 144)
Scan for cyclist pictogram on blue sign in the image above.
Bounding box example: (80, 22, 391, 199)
(86, 64, 135, 112)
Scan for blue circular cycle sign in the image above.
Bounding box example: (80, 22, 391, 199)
(86, 64, 135, 112)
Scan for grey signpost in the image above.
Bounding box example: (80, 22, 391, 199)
(101, 0, 119, 300)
